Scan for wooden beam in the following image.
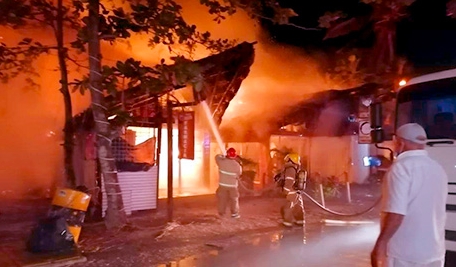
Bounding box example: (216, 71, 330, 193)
(166, 99, 174, 222)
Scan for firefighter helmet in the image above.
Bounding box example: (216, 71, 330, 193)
(284, 153, 300, 165)
(226, 147, 237, 158)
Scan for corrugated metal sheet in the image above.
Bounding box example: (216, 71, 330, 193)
(101, 166, 158, 217)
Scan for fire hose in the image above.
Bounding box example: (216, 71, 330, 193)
(237, 178, 381, 217)
(237, 178, 278, 194)
(300, 191, 381, 217)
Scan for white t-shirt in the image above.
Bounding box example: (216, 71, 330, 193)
(382, 150, 448, 264)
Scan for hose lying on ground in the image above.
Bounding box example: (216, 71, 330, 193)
(238, 179, 381, 217)
(301, 191, 381, 217)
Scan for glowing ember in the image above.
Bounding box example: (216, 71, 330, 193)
(46, 131, 56, 138)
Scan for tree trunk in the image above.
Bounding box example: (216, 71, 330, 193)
(56, 0, 76, 188)
(87, 0, 126, 229)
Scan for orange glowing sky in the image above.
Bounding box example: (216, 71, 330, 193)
(0, 0, 349, 195)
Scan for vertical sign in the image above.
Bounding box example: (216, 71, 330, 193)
(358, 97, 372, 144)
(178, 111, 195, 160)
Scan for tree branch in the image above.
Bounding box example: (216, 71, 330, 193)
(67, 55, 89, 69)
(256, 13, 320, 31)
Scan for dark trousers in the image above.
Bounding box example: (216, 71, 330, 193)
(281, 192, 305, 224)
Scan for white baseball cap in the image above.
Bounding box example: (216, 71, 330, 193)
(396, 123, 427, 144)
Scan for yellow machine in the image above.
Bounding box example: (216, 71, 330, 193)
(51, 188, 91, 243)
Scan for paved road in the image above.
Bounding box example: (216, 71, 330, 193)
(156, 221, 379, 267)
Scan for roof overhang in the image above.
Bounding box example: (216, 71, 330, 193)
(74, 42, 256, 130)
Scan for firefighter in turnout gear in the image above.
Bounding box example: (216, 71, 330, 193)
(280, 153, 307, 227)
(215, 148, 242, 219)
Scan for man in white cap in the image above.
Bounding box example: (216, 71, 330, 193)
(371, 123, 448, 267)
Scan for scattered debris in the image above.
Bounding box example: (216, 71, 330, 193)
(155, 222, 181, 240)
(2, 184, 381, 266)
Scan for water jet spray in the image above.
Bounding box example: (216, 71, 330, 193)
(200, 101, 225, 153)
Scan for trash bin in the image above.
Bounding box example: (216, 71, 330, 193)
(51, 188, 91, 243)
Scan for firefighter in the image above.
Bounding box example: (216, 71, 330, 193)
(215, 147, 242, 219)
(281, 153, 306, 227)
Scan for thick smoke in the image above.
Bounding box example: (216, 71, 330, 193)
(175, 1, 343, 141)
(0, 27, 92, 197)
(0, 0, 343, 196)
(220, 39, 336, 141)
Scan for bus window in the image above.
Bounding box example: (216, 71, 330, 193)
(396, 78, 456, 140)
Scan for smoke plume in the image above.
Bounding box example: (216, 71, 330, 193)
(0, 0, 343, 196)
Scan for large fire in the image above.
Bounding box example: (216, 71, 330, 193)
(0, 0, 346, 197)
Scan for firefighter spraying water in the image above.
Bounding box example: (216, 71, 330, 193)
(200, 101, 244, 218)
(215, 148, 242, 219)
(199, 100, 380, 220)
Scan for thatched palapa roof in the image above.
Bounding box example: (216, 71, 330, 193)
(197, 42, 254, 125)
(73, 42, 255, 130)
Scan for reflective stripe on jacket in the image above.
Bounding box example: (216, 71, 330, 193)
(215, 154, 242, 187)
(283, 163, 298, 195)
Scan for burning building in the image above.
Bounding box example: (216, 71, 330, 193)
(269, 83, 396, 184)
(72, 42, 255, 214)
(217, 83, 396, 190)
(0, 0, 377, 200)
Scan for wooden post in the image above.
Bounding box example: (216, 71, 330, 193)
(167, 100, 174, 222)
(155, 103, 162, 207)
(178, 159, 182, 196)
